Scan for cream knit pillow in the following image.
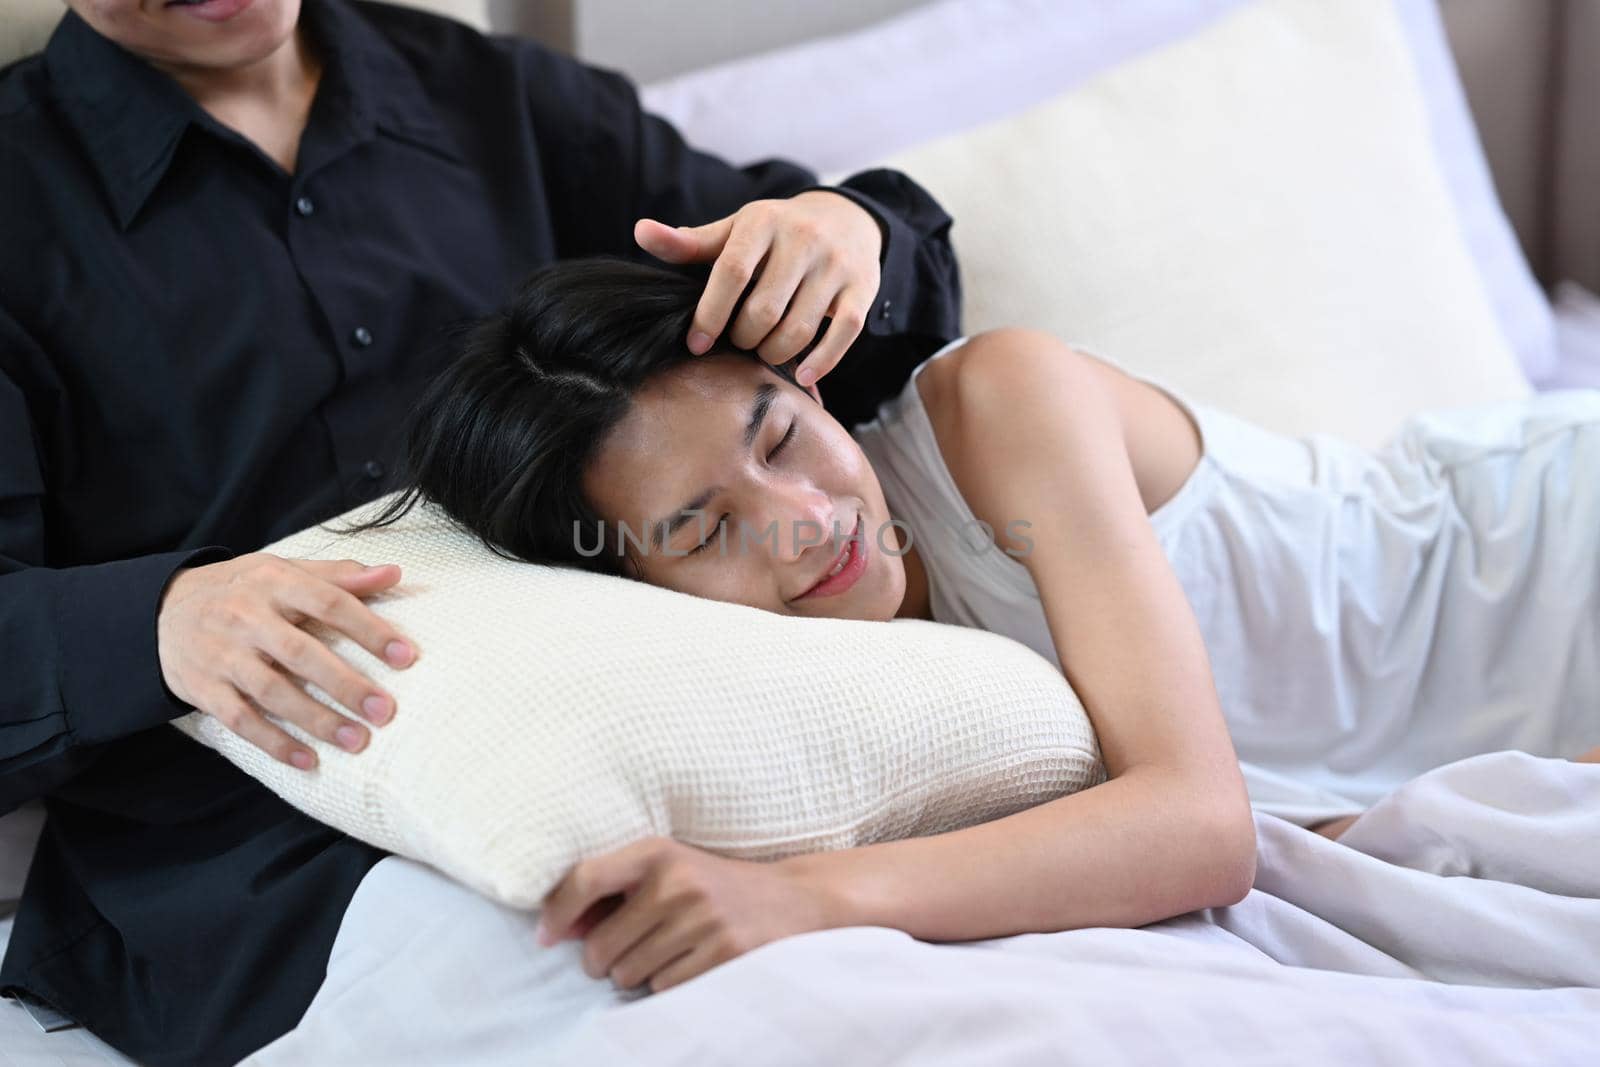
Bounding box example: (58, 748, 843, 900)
(172, 495, 1102, 909)
(837, 0, 1531, 450)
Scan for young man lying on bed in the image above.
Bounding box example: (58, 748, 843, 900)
(342, 257, 1600, 993)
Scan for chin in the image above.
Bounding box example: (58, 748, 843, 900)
(145, 0, 300, 70)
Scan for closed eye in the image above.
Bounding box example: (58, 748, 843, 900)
(688, 514, 728, 556)
(687, 420, 797, 557)
(769, 419, 798, 461)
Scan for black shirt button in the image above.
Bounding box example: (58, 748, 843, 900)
(294, 196, 316, 217)
(351, 326, 373, 348)
(878, 299, 893, 320)
(363, 460, 385, 480)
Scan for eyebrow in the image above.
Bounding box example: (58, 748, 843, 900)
(649, 381, 779, 553)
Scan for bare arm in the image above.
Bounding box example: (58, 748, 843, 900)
(782, 328, 1256, 937)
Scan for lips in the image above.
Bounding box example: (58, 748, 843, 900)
(165, 0, 256, 22)
(795, 517, 866, 600)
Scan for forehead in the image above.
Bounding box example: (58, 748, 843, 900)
(584, 354, 773, 511)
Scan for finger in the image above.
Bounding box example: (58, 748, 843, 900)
(288, 557, 403, 591)
(647, 940, 721, 994)
(793, 285, 872, 389)
(754, 269, 836, 366)
(727, 238, 811, 353)
(691, 212, 775, 354)
(272, 570, 418, 670)
(204, 683, 317, 770)
(609, 921, 700, 991)
(581, 887, 665, 979)
(540, 838, 662, 944)
(261, 613, 398, 726)
(568, 892, 627, 942)
(634, 216, 733, 265)
(229, 648, 370, 754)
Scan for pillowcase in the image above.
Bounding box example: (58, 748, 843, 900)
(641, 0, 1553, 420)
(172, 494, 1103, 909)
(839, 0, 1530, 451)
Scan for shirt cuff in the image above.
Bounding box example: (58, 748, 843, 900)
(53, 545, 236, 746)
(792, 183, 914, 338)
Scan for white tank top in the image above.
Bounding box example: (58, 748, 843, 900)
(851, 337, 1600, 826)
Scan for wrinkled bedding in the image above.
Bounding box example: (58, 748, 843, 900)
(246, 750, 1600, 1067)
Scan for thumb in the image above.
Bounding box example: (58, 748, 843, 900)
(634, 215, 733, 264)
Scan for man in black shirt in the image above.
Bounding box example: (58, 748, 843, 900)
(0, 1, 961, 1062)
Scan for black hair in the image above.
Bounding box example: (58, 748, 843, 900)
(332, 256, 815, 577)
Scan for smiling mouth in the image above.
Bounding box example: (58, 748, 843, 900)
(796, 517, 865, 600)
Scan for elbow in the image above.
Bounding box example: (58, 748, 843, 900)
(1205, 802, 1258, 907)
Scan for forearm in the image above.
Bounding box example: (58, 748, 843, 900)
(783, 768, 1255, 943)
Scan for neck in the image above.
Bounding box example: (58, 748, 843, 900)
(894, 537, 935, 621)
(156, 26, 316, 111)
(154, 26, 321, 171)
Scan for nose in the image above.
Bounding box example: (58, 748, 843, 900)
(749, 480, 836, 562)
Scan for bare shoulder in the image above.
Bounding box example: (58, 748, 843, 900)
(917, 328, 1201, 516)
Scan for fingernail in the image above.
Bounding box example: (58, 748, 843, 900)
(385, 640, 413, 667)
(796, 365, 816, 387)
(290, 750, 315, 770)
(534, 919, 553, 947)
(363, 694, 392, 725)
(335, 724, 364, 752)
(688, 331, 712, 355)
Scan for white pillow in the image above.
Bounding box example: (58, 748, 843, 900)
(172, 495, 1102, 909)
(829, 0, 1530, 450)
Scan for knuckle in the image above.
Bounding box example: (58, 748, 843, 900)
(207, 599, 249, 630)
(276, 629, 314, 665)
(257, 553, 293, 578)
(790, 219, 823, 246)
(778, 316, 816, 344)
(745, 298, 784, 328)
(211, 700, 245, 730)
(310, 586, 344, 616)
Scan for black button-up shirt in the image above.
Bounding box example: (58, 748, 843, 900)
(0, 2, 961, 1063)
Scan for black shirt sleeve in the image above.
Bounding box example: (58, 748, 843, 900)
(0, 307, 234, 815)
(523, 55, 961, 344)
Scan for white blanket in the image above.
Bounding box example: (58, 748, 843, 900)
(246, 751, 1600, 1066)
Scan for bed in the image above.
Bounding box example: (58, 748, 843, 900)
(8, 755, 1597, 1064)
(2, 1, 1598, 1064)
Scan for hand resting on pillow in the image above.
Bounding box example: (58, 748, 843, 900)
(158, 553, 420, 769)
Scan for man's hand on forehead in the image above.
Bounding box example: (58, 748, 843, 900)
(633, 190, 884, 390)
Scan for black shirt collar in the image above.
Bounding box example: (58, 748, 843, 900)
(44, 0, 460, 231)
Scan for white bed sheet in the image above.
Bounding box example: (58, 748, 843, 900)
(249, 749, 1600, 1066)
